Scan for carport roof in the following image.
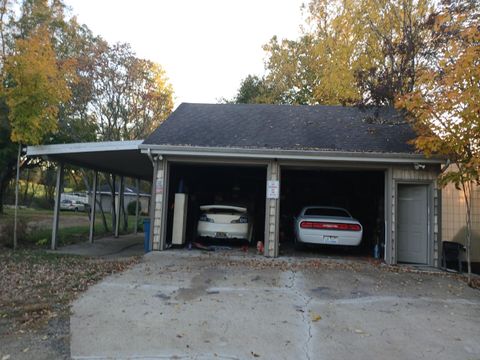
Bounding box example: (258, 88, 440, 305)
(143, 103, 418, 154)
(26, 140, 152, 180)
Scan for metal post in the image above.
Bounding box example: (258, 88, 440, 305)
(13, 144, 22, 250)
(88, 171, 98, 244)
(135, 179, 140, 234)
(51, 162, 64, 250)
(114, 176, 121, 238)
(111, 174, 116, 236)
(120, 176, 126, 231)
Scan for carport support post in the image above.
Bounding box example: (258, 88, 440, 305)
(88, 171, 98, 244)
(114, 176, 122, 238)
(119, 176, 126, 231)
(264, 160, 280, 257)
(51, 162, 64, 250)
(134, 179, 140, 234)
(111, 174, 116, 235)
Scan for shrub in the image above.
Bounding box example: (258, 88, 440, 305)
(127, 201, 141, 216)
(30, 197, 53, 210)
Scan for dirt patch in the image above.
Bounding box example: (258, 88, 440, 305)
(0, 249, 140, 359)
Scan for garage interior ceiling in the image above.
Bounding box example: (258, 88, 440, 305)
(26, 141, 153, 180)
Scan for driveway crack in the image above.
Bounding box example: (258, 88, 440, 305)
(301, 295, 313, 360)
(288, 270, 313, 360)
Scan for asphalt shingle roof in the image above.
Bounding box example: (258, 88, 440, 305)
(143, 103, 417, 154)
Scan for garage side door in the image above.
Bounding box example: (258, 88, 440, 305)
(397, 184, 429, 264)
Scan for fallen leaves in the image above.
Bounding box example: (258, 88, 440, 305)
(310, 312, 322, 322)
(0, 249, 139, 332)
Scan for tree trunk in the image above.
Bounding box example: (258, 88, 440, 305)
(461, 180, 472, 286)
(0, 177, 6, 214)
(28, 181, 38, 207)
(22, 168, 30, 206)
(0, 157, 17, 214)
(13, 144, 21, 250)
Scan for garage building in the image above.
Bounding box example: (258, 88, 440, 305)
(140, 103, 444, 266)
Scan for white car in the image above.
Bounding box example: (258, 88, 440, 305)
(294, 206, 363, 246)
(60, 199, 86, 212)
(197, 205, 252, 241)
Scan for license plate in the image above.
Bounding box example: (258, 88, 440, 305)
(323, 236, 338, 244)
(215, 232, 227, 238)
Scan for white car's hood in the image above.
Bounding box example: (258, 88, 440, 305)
(200, 205, 247, 213)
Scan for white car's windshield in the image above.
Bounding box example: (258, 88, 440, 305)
(304, 208, 350, 217)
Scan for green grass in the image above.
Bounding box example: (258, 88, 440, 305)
(1, 207, 146, 248)
(0, 207, 84, 219)
(26, 217, 143, 247)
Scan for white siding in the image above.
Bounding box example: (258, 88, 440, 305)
(442, 182, 480, 262)
(390, 165, 440, 266)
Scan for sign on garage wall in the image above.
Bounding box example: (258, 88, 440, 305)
(267, 180, 280, 199)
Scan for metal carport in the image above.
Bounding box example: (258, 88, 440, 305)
(26, 140, 153, 250)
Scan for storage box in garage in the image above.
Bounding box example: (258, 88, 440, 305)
(172, 193, 188, 245)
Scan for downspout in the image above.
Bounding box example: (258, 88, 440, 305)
(147, 148, 155, 166)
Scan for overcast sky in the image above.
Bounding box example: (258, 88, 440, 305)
(65, 0, 305, 108)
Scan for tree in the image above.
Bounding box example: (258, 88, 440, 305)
(0, 0, 16, 214)
(237, 0, 434, 106)
(225, 74, 276, 104)
(352, 0, 433, 105)
(5, 25, 73, 144)
(397, 0, 479, 285)
(262, 35, 321, 104)
(90, 42, 173, 141)
(0, 0, 84, 212)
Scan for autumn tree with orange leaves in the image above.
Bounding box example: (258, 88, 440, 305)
(398, 0, 479, 285)
(5, 25, 74, 144)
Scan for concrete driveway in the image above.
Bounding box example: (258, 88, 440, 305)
(71, 250, 480, 360)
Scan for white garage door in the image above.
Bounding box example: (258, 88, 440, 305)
(397, 184, 429, 264)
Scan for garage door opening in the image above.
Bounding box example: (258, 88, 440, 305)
(166, 163, 266, 247)
(280, 168, 385, 258)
